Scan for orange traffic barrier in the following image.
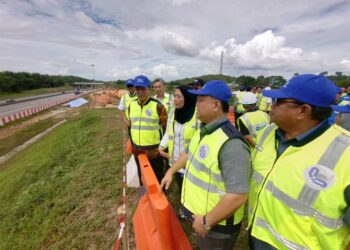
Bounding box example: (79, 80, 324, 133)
(227, 106, 235, 125)
(133, 154, 192, 250)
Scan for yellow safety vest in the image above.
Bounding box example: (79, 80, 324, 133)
(129, 98, 162, 148)
(154, 93, 174, 114)
(121, 93, 137, 119)
(248, 124, 350, 250)
(167, 109, 199, 165)
(237, 110, 270, 138)
(259, 96, 272, 111)
(182, 123, 245, 227)
(236, 91, 246, 113)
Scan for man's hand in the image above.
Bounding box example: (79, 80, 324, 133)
(158, 146, 170, 159)
(124, 119, 131, 128)
(160, 170, 173, 190)
(192, 215, 209, 237)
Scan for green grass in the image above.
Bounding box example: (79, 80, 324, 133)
(0, 117, 59, 156)
(0, 108, 123, 249)
(0, 86, 74, 100)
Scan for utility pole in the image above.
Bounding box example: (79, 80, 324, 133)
(219, 51, 223, 75)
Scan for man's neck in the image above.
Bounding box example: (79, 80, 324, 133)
(138, 96, 150, 106)
(284, 120, 321, 140)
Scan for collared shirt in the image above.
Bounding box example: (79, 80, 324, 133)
(275, 119, 330, 157)
(195, 115, 251, 193)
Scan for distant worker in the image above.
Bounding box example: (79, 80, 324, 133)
(234, 86, 247, 123)
(248, 74, 350, 250)
(118, 79, 136, 122)
(128, 75, 167, 184)
(161, 80, 251, 250)
(158, 85, 198, 194)
(152, 78, 174, 114)
(338, 85, 350, 106)
(258, 86, 272, 113)
(189, 78, 205, 90)
(236, 92, 270, 148)
(333, 104, 350, 131)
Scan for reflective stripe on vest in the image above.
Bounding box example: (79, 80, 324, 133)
(129, 99, 161, 146)
(255, 218, 308, 250)
(185, 169, 226, 195)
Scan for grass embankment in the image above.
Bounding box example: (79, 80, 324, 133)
(0, 118, 59, 156)
(0, 108, 123, 249)
(0, 86, 74, 100)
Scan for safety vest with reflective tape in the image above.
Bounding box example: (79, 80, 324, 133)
(154, 92, 174, 114)
(167, 109, 199, 165)
(259, 96, 272, 111)
(121, 93, 137, 119)
(237, 110, 270, 139)
(248, 124, 350, 250)
(181, 121, 245, 226)
(129, 98, 162, 148)
(235, 91, 246, 113)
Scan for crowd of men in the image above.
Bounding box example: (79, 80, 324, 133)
(118, 74, 350, 250)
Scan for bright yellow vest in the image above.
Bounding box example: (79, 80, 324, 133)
(129, 99, 162, 148)
(259, 96, 272, 111)
(248, 124, 350, 250)
(154, 93, 174, 114)
(121, 93, 137, 119)
(167, 109, 199, 165)
(237, 110, 270, 138)
(236, 91, 246, 113)
(181, 127, 245, 226)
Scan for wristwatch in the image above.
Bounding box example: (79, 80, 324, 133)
(203, 215, 211, 230)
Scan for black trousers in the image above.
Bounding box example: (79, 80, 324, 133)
(135, 154, 165, 185)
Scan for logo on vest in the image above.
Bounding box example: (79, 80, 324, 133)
(145, 109, 152, 116)
(304, 165, 335, 190)
(198, 145, 209, 159)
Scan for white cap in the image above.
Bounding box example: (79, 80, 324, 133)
(264, 86, 271, 90)
(241, 92, 257, 104)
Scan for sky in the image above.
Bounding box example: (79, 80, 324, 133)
(1, 0, 350, 81)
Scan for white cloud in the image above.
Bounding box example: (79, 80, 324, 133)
(341, 60, 350, 69)
(151, 64, 179, 77)
(200, 30, 323, 71)
(161, 32, 200, 57)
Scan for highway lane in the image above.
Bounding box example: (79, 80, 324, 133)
(0, 92, 77, 117)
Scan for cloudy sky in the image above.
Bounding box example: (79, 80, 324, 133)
(1, 0, 350, 81)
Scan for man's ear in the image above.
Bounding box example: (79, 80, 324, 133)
(296, 104, 312, 120)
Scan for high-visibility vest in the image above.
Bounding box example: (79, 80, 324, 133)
(256, 93, 263, 107)
(129, 98, 162, 148)
(182, 121, 246, 227)
(248, 124, 350, 250)
(237, 110, 270, 139)
(154, 93, 174, 114)
(235, 91, 246, 113)
(338, 93, 350, 106)
(167, 109, 199, 165)
(259, 96, 272, 111)
(121, 93, 137, 119)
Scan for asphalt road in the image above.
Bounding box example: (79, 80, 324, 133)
(0, 92, 78, 117)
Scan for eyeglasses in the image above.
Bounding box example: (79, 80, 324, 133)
(272, 98, 304, 106)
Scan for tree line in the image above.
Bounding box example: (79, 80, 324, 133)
(0, 71, 91, 93)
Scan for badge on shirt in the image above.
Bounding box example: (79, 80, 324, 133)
(198, 145, 209, 160)
(304, 165, 335, 190)
(146, 109, 153, 116)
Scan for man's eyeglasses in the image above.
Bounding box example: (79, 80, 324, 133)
(272, 98, 304, 106)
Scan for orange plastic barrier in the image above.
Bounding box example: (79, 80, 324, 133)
(227, 106, 235, 125)
(133, 154, 192, 250)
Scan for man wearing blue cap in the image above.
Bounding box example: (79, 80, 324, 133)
(248, 74, 350, 250)
(128, 75, 168, 184)
(160, 80, 251, 250)
(118, 79, 136, 122)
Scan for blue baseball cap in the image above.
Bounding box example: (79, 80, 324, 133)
(134, 75, 150, 88)
(125, 79, 134, 87)
(188, 80, 231, 102)
(331, 104, 350, 113)
(262, 74, 337, 108)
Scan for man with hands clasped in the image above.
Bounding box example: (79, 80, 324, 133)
(160, 80, 251, 250)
